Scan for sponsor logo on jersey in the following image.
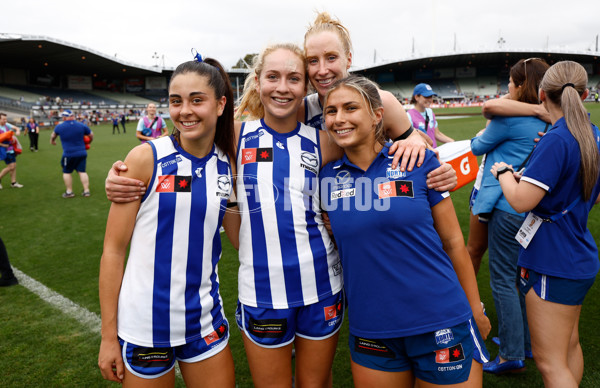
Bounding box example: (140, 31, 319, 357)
(156, 175, 192, 192)
(435, 328, 454, 345)
(216, 175, 231, 197)
(354, 337, 396, 358)
(160, 155, 183, 169)
(300, 151, 319, 174)
(276, 141, 285, 149)
(131, 347, 174, 368)
(435, 343, 465, 363)
(335, 170, 352, 185)
(332, 261, 342, 276)
(243, 130, 264, 143)
(241, 148, 273, 164)
(195, 167, 203, 178)
(331, 188, 355, 200)
(378, 180, 414, 199)
(386, 168, 406, 179)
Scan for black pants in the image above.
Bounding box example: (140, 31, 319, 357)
(0, 236, 16, 279)
(28, 132, 39, 150)
(112, 124, 120, 134)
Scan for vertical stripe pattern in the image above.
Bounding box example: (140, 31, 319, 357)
(236, 120, 342, 309)
(118, 136, 230, 347)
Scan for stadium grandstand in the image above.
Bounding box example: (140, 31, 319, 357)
(1, 33, 599, 125)
(0, 33, 249, 126)
(354, 50, 600, 106)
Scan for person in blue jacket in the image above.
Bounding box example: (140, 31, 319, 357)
(320, 75, 490, 388)
(491, 60, 600, 388)
(470, 58, 549, 374)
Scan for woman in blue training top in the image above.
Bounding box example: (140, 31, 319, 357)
(470, 58, 549, 374)
(491, 60, 600, 388)
(320, 75, 490, 388)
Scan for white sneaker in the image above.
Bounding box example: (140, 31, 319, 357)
(11, 182, 23, 188)
(0, 182, 3, 189)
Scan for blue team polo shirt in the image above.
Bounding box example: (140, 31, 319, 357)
(320, 146, 472, 338)
(519, 117, 600, 279)
(53, 120, 92, 157)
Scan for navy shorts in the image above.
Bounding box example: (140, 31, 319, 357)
(236, 291, 344, 348)
(4, 152, 16, 165)
(119, 320, 229, 379)
(349, 317, 489, 385)
(519, 267, 596, 306)
(61, 155, 87, 173)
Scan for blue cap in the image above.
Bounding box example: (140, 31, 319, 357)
(413, 83, 436, 97)
(61, 109, 74, 117)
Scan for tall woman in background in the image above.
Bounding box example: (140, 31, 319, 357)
(491, 61, 600, 388)
(470, 58, 549, 374)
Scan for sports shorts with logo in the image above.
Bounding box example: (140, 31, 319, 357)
(519, 267, 596, 306)
(119, 320, 229, 379)
(236, 290, 344, 348)
(349, 318, 488, 385)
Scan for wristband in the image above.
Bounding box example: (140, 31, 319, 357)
(495, 166, 514, 179)
(394, 125, 414, 142)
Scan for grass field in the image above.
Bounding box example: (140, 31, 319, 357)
(1, 105, 600, 387)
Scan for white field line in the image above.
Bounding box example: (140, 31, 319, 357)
(12, 267, 102, 333)
(12, 266, 183, 377)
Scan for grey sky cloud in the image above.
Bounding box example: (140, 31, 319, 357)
(4, 0, 599, 70)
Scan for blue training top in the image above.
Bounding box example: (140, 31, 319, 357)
(519, 117, 600, 279)
(53, 120, 91, 157)
(320, 146, 472, 338)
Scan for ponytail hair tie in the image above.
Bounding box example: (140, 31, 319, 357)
(561, 83, 575, 91)
(191, 48, 203, 63)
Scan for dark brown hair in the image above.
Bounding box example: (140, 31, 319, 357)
(510, 58, 549, 104)
(169, 59, 235, 160)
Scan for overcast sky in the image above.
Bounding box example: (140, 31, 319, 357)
(4, 0, 600, 71)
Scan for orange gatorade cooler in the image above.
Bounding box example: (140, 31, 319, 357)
(436, 140, 478, 191)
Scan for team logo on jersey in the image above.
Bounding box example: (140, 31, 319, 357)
(216, 175, 231, 197)
(300, 151, 319, 174)
(241, 148, 273, 164)
(276, 141, 285, 149)
(195, 167, 203, 178)
(435, 328, 454, 345)
(378, 180, 414, 199)
(435, 344, 465, 363)
(156, 175, 192, 192)
(386, 167, 406, 179)
(335, 170, 351, 185)
(332, 261, 342, 276)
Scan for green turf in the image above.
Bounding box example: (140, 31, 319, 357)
(1, 106, 600, 387)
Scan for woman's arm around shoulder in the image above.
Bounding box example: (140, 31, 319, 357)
(431, 197, 491, 339)
(482, 96, 550, 123)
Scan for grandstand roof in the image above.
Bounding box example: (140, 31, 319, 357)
(353, 48, 600, 76)
(0, 33, 164, 78)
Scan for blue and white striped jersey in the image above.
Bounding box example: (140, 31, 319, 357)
(304, 93, 325, 130)
(118, 136, 232, 347)
(236, 119, 342, 309)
